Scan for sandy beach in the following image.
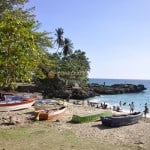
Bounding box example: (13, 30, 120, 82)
(58, 101, 150, 150)
(0, 98, 150, 150)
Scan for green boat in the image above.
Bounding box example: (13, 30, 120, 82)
(71, 111, 112, 123)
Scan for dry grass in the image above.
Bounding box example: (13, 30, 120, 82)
(0, 121, 139, 150)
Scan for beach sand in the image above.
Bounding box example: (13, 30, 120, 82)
(59, 101, 150, 149)
(0, 99, 150, 150)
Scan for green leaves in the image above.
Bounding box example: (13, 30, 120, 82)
(0, 5, 53, 89)
(52, 28, 90, 85)
(62, 38, 73, 56)
(0, 1, 90, 89)
(55, 28, 73, 57)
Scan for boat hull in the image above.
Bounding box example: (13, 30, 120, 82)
(0, 98, 37, 111)
(101, 112, 143, 127)
(34, 106, 66, 120)
(71, 111, 112, 123)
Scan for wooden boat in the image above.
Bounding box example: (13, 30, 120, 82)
(0, 93, 35, 101)
(0, 97, 37, 111)
(34, 106, 67, 120)
(101, 112, 143, 127)
(34, 99, 58, 106)
(72, 111, 112, 123)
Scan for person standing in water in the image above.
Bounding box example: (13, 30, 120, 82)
(129, 102, 134, 113)
(119, 101, 122, 107)
(143, 103, 149, 118)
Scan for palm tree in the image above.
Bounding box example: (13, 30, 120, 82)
(55, 28, 64, 51)
(62, 38, 73, 57)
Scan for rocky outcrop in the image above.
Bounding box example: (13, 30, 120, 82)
(89, 83, 146, 95)
(16, 83, 147, 100)
(70, 83, 146, 99)
(59, 83, 146, 100)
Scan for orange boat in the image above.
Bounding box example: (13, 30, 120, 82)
(34, 106, 66, 120)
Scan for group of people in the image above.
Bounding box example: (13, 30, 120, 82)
(119, 101, 149, 118)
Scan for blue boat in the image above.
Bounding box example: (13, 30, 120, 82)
(101, 112, 143, 127)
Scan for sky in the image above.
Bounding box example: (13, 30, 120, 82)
(25, 0, 150, 80)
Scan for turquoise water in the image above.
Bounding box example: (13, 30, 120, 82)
(88, 78, 150, 113)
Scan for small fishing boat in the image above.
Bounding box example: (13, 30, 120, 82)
(34, 106, 67, 120)
(0, 93, 36, 101)
(101, 112, 143, 127)
(72, 111, 112, 123)
(0, 97, 37, 111)
(33, 99, 58, 106)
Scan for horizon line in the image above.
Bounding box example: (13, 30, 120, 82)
(88, 77, 150, 81)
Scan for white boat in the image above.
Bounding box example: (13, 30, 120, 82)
(34, 106, 67, 120)
(0, 97, 37, 111)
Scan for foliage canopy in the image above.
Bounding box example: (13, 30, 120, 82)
(0, 0, 52, 89)
(0, 1, 90, 90)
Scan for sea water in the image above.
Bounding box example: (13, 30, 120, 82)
(88, 78, 150, 114)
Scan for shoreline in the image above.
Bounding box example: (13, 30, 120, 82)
(0, 98, 150, 150)
(81, 98, 150, 118)
(87, 95, 150, 118)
